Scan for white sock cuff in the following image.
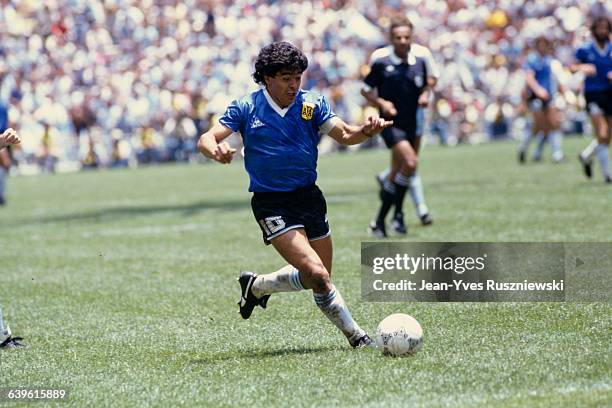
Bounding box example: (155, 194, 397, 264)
(383, 179, 396, 194)
(313, 285, 338, 308)
(289, 268, 305, 291)
(1, 325, 11, 342)
(394, 172, 411, 187)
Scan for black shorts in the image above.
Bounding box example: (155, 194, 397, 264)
(527, 95, 551, 111)
(251, 184, 330, 245)
(585, 90, 612, 116)
(381, 125, 417, 149)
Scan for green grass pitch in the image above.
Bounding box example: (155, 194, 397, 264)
(1, 137, 610, 407)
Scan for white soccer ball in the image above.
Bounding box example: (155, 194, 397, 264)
(376, 313, 423, 356)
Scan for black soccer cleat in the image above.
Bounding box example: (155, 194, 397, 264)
(579, 155, 593, 179)
(349, 334, 375, 349)
(369, 220, 387, 238)
(0, 336, 26, 349)
(605, 175, 612, 184)
(237, 271, 270, 320)
(518, 150, 526, 164)
(391, 213, 408, 235)
(420, 213, 433, 226)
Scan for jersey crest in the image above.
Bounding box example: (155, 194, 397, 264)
(301, 102, 315, 120)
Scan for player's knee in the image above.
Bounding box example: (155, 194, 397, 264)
(403, 155, 418, 173)
(307, 263, 331, 293)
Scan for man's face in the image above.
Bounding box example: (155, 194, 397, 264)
(391, 26, 412, 57)
(265, 70, 302, 108)
(594, 20, 610, 43)
(536, 38, 549, 55)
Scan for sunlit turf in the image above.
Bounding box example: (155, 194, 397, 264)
(0, 137, 610, 406)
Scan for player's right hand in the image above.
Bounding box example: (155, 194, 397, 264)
(380, 100, 398, 117)
(213, 141, 236, 164)
(0, 128, 21, 149)
(535, 87, 549, 101)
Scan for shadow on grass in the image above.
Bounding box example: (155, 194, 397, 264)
(7, 199, 250, 227)
(190, 345, 342, 364)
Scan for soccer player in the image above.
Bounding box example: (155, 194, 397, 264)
(0, 130, 25, 348)
(197, 42, 392, 348)
(0, 128, 20, 205)
(362, 15, 433, 237)
(572, 16, 612, 183)
(518, 36, 566, 164)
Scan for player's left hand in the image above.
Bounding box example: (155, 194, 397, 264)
(418, 92, 430, 107)
(362, 116, 393, 137)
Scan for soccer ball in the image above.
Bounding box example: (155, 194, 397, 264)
(376, 313, 423, 356)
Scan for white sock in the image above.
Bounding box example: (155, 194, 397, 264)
(549, 130, 564, 161)
(251, 265, 305, 298)
(580, 139, 598, 161)
(0, 308, 10, 343)
(0, 167, 7, 198)
(533, 131, 545, 160)
(378, 167, 391, 182)
(595, 144, 611, 178)
(409, 173, 429, 217)
(313, 285, 366, 342)
(519, 131, 534, 152)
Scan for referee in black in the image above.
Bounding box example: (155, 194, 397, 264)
(362, 15, 432, 237)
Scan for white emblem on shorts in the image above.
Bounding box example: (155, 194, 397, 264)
(414, 75, 423, 88)
(259, 216, 286, 235)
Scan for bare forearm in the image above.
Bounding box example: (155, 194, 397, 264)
(361, 89, 387, 110)
(337, 124, 374, 145)
(197, 132, 219, 159)
(569, 63, 596, 76)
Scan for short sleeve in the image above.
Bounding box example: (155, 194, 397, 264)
(574, 46, 587, 63)
(218, 99, 245, 132)
(522, 55, 534, 72)
(364, 61, 383, 90)
(315, 94, 336, 130)
(423, 48, 440, 79)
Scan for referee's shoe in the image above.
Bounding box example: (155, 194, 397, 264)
(237, 271, 270, 319)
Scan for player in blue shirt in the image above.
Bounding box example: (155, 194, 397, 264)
(362, 15, 433, 237)
(0, 129, 26, 349)
(518, 36, 566, 164)
(572, 16, 612, 183)
(198, 42, 392, 348)
(0, 127, 19, 206)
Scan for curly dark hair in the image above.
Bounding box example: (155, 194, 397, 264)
(252, 42, 308, 85)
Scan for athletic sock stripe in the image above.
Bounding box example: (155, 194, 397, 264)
(314, 288, 337, 307)
(394, 173, 411, 187)
(383, 180, 396, 193)
(289, 269, 305, 291)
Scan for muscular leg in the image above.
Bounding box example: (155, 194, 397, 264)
(270, 230, 367, 344)
(532, 110, 546, 161)
(392, 140, 417, 218)
(593, 114, 611, 181)
(547, 106, 564, 162)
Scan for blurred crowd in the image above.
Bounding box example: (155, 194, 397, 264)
(0, 0, 609, 173)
